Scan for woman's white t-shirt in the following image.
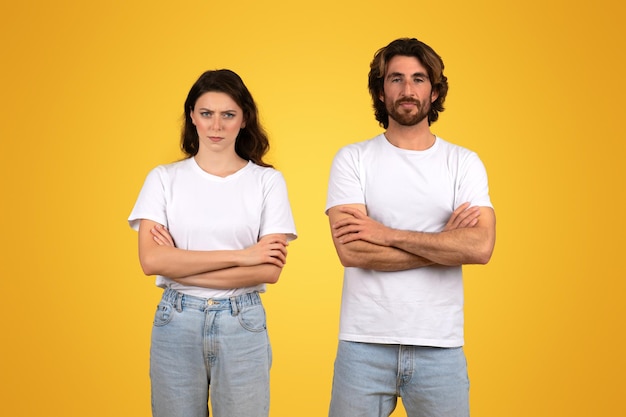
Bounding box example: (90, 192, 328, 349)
(129, 158, 297, 299)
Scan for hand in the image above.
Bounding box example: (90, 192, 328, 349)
(151, 224, 176, 247)
(442, 202, 480, 232)
(332, 206, 390, 246)
(240, 235, 289, 268)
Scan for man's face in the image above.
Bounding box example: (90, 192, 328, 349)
(380, 55, 438, 127)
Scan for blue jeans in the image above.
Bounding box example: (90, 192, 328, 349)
(150, 288, 272, 417)
(328, 341, 469, 417)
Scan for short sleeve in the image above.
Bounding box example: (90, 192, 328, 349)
(127, 166, 168, 231)
(259, 170, 297, 241)
(325, 145, 365, 214)
(455, 152, 493, 210)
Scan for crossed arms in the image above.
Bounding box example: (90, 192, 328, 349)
(328, 202, 496, 271)
(137, 219, 290, 289)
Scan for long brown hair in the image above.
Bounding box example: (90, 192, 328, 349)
(368, 38, 449, 128)
(181, 69, 272, 167)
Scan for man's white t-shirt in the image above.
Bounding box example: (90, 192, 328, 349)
(325, 134, 492, 347)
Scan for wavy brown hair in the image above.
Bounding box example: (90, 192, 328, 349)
(181, 69, 272, 167)
(368, 38, 449, 128)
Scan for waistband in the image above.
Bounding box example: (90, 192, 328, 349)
(161, 287, 262, 315)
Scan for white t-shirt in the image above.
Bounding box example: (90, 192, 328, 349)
(129, 157, 297, 299)
(325, 134, 492, 347)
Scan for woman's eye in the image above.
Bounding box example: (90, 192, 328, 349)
(200, 111, 211, 117)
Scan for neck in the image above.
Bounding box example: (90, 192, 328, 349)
(194, 148, 247, 177)
(384, 120, 435, 151)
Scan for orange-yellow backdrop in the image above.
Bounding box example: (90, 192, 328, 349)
(1, 1, 625, 416)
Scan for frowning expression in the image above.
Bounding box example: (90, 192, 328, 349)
(190, 92, 246, 152)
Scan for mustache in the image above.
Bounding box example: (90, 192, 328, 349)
(395, 98, 420, 105)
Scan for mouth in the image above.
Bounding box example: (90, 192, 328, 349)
(397, 101, 420, 112)
(208, 136, 223, 142)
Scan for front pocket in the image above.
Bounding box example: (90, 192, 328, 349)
(153, 301, 174, 327)
(237, 304, 267, 332)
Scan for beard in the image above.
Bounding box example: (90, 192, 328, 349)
(386, 97, 431, 126)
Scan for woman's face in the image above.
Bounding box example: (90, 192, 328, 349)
(190, 91, 246, 153)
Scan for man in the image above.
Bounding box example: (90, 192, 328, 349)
(325, 38, 496, 417)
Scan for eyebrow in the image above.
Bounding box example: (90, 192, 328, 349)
(197, 107, 239, 113)
(386, 71, 428, 79)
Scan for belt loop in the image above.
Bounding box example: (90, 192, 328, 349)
(175, 292, 183, 312)
(229, 296, 239, 316)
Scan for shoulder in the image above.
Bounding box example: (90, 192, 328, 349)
(435, 137, 490, 184)
(435, 137, 483, 163)
(247, 162, 280, 176)
(333, 134, 383, 160)
(149, 158, 192, 175)
(343, 134, 383, 152)
(142, 158, 194, 186)
(246, 163, 287, 184)
(436, 137, 474, 154)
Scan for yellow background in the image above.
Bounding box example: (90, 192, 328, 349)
(1, 0, 624, 416)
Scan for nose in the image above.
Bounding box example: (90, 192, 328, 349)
(401, 80, 414, 97)
(211, 116, 222, 131)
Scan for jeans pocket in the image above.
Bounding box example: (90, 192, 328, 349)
(237, 304, 267, 332)
(153, 301, 174, 327)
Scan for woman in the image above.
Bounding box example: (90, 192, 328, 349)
(128, 69, 297, 417)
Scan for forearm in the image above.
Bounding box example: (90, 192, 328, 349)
(138, 221, 290, 279)
(140, 245, 243, 278)
(331, 205, 495, 268)
(390, 225, 494, 266)
(169, 264, 283, 289)
(335, 240, 434, 271)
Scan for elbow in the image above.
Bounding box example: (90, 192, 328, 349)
(336, 250, 363, 269)
(263, 265, 283, 284)
(139, 253, 160, 276)
(140, 263, 157, 277)
(334, 242, 373, 269)
(340, 257, 359, 268)
(473, 243, 495, 265)
(474, 252, 492, 265)
(266, 276, 280, 285)
(266, 272, 280, 284)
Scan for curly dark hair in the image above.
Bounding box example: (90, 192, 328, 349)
(181, 69, 272, 167)
(368, 38, 449, 128)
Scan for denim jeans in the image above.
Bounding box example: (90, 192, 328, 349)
(150, 288, 272, 417)
(328, 341, 469, 417)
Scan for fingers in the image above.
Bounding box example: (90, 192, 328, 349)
(338, 206, 366, 219)
(262, 244, 287, 267)
(332, 215, 361, 231)
(151, 224, 175, 246)
(258, 234, 289, 247)
(444, 203, 481, 231)
(243, 238, 289, 267)
(333, 224, 354, 238)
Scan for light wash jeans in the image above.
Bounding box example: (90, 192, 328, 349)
(150, 288, 272, 417)
(328, 341, 469, 417)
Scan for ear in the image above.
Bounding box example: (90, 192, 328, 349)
(189, 109, 196, 126)
(431, 89, 439, 103)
